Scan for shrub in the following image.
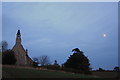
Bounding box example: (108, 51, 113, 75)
(2, 50, 16, 65)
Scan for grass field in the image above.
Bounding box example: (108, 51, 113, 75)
(2, 65, 94, 78)
(92, 71, 118, 78)
(2, 65, 119, 80)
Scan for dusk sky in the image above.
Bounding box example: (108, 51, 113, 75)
(2, 2, 118, 70)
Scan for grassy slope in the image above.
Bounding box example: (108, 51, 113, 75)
(92, 71, 118, 78)
(2, 66, 94, 78)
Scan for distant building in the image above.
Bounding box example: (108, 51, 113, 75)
(12, 30, 33, 66)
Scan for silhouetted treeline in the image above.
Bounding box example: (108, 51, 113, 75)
(94, 67, 120, 72)
(33, 48, 91, 74)
(1, 41, 16, 65)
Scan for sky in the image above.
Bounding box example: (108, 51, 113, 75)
(2, 2, 118, 70)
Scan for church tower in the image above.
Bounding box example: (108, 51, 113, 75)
(12, 30, 33, 66)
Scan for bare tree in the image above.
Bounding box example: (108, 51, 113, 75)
(38, 55, 50, 66)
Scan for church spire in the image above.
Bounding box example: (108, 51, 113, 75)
(17, 29, 21, 35)
(16, 29, 21, 43)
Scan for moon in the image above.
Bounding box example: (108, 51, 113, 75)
(103, 34, 107, 37)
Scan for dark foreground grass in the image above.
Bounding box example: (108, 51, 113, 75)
(92, 71, 118, 78)
(2, 66, 119, 80)
(2, 66, 94, 78)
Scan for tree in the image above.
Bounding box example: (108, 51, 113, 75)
(38, 55, 50, 66)
(64, 48, 91, 74)
(54, 60, 58, 65)
(113, 66, 120, 79)
(72, 48, 81, 53)
(2, 50, 16, 65)
(114, 66, 119, 72)
(53, 60, 60, 69)
(0, 41, 8, 52)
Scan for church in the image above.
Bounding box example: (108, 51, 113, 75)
(12, 30, 33, 66)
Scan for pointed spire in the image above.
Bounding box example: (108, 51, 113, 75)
(17, 30, 21, 35)
(16, 29, 21, 43)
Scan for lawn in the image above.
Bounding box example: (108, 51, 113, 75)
(2, 65, 94, 78)
(92, 71, 119, 78)
(2, 65, 119, 80)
